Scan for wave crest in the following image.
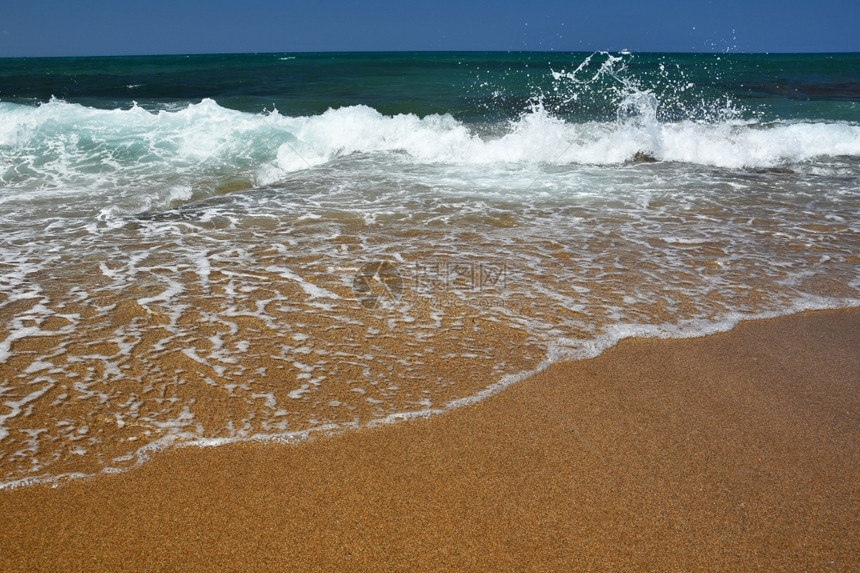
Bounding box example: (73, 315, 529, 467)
(1, 97, 859, 199)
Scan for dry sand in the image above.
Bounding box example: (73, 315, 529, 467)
(1, 308, 858, 571)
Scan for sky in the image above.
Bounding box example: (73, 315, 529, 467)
(0, 0, 858, 57)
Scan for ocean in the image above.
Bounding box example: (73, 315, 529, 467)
(1, 51, 858, 489)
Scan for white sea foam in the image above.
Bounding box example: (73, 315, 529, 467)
(270, 105, 860, 171)
(2, 98, 859, 210)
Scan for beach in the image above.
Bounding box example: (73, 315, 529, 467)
(2, 308, 857, 571)
(1, 51, 859, 570)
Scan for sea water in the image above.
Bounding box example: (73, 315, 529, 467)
(1, 51, 858, 488)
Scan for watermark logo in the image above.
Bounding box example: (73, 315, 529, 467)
(350, 260, 509, 311)
(352, 261, 404, 309)
(410, 261, 507, 292)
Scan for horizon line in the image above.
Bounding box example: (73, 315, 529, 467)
(2, 48, 859, 60)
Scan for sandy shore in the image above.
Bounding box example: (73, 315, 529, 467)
(1, 308, 858, 571)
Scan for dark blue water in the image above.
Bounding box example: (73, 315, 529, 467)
(2, 52, 858, 121)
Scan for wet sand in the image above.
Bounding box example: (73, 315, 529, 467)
(1, 308, 858, 571)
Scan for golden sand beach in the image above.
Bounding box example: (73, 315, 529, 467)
(1, 308, 857, 571)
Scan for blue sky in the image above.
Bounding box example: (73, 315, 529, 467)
(1, 0, 857, 57)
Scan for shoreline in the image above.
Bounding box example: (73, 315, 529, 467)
(4, 304, 854, 494)
(2, 308, 858, 570)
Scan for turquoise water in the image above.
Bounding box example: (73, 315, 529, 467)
(1, 52, 858, 489)
(3, 52, 858, 120)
